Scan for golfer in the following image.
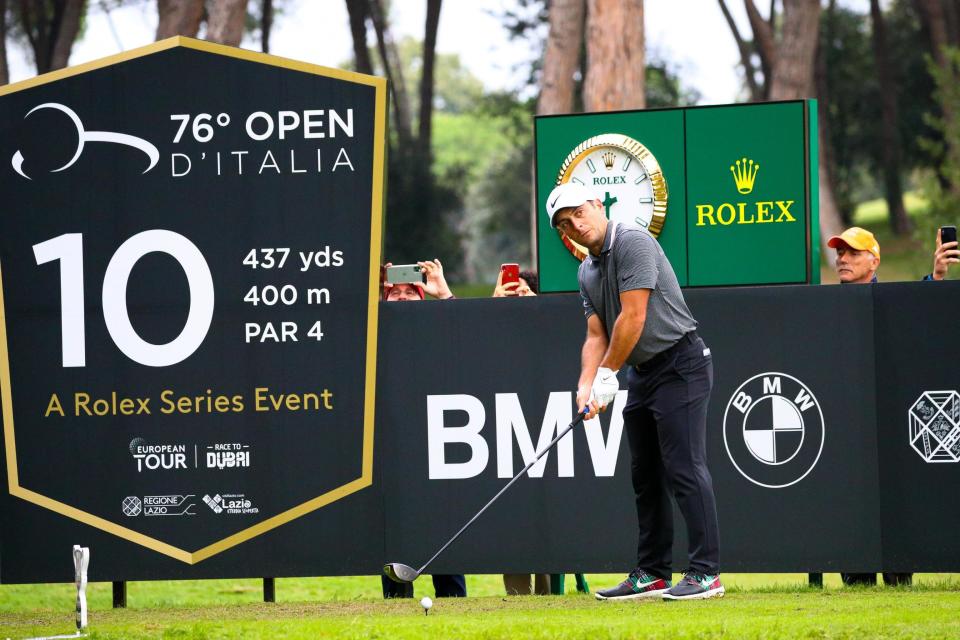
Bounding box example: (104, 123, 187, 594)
(546, 182, 723, 601)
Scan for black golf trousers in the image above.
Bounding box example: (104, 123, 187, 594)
(622, 332, 720, 579)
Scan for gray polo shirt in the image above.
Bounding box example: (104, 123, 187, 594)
(578, 222, 697, 365)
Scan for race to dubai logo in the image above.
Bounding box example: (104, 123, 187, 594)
(909, 391, 960, 463)
(723, 372, 825, 488)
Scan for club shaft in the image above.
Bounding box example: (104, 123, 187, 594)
(416, 412, 586, 576)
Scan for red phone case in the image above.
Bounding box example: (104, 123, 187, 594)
(500, 263, 520, 286)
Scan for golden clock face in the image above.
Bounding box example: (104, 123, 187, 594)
(555, 133, 668, 260)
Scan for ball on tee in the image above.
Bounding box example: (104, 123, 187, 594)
(420, 596, 433, 613)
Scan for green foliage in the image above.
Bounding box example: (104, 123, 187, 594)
(885, 1, 938, 168)
(820, 5, 876, 219)
(458, 93, 537, 281)
(917, 46, 960, 260)
(400, 38, 486, 115)
(819, 1, 937, 221)
(645, 56, 701, 108)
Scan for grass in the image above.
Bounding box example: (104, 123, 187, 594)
(2, 573, 960, 639)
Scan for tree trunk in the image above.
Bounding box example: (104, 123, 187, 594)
(367, 0, 413, 149)
(156, 0, 204, 40)
(49, 0, 85, 70)
(538, 0, 585, 115)
(870, 0, 911, 234)
(915, 0, 950, 66)
(418, 0, 441, 158)
(817, 135, 845, 250)
(18, 0, 48, 72)
(744, 0, 776, 97)
(945, 0, 960, 47)
(815, 1, 850, 224)
(768, 0, 819, 100)
(768, 0, 844, 255)
(916, 0, 958, 193)
(0, 0, 8, 85)
(719, 0, 762, 100)
(261, 0, 273, 53)
(17, 0, 86, 73)
(206, 0, 248, 46)
(346, 0, 373, 74)
(584, 0, 644, 111)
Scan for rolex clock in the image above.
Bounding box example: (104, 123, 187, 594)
(555, 133, 668, 260)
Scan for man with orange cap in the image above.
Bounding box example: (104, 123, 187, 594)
(827, 227, 881, 284)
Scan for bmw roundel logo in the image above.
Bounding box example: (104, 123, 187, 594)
(723, 372, 825, 489)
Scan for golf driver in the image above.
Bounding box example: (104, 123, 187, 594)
(384, 407, 589, 584)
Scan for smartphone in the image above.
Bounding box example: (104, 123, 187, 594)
(385, 264, 425, 285)
(941, 225, 958, 246)
(500, 263, 520, 286)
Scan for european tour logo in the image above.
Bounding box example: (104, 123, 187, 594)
(694, 156, 797, 227)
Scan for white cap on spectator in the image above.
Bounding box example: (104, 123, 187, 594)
(545, 182, 601, 228)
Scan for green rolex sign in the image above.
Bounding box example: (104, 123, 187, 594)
(535, 100, 819, 292)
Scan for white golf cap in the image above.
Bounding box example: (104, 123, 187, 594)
(545, 182, 601, 228)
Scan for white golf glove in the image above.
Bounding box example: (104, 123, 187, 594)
(590, 367, 620, 407)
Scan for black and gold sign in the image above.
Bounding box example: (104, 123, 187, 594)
(555, 133, 668, 260)
(0, 38, 386, 569)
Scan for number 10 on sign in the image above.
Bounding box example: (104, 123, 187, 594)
(32, 230, 215, 368)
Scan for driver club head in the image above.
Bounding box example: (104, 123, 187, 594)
(383, 562, 420, 583)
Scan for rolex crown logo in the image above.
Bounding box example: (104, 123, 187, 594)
(730, 157, 760, 194)
(602, 151, 616, 170)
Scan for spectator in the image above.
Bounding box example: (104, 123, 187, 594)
(381, 258, 465, 600)
(492, 269, 539, 298)
(924, 227, 959, 281)
(383, 259, 455, 301)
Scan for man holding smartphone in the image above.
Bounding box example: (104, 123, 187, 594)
(546, 182, 722, 601)
(927, 226, 959, 281)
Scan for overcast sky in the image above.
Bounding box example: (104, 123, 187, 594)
(5, 0, 871, 105)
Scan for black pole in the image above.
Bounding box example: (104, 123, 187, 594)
(112, 580, 127, 608)
(263, 577, 276, 602)
(808, 573, 823, 588)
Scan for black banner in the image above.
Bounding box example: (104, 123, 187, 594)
(4, 282, 960, 582)
(873, 282, 960, 572)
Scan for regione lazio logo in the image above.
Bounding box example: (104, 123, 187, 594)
(723, 372, 825, 488)
(11, 102, 159, 179)
(909, 390, 960, 463)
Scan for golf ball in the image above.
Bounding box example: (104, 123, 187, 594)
(420, 596, 433, 611)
